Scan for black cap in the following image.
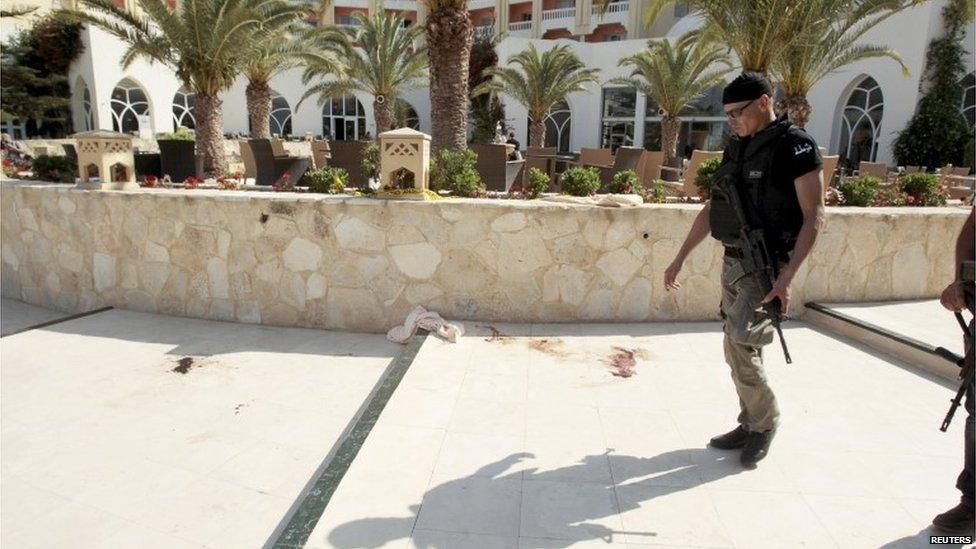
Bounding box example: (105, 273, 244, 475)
(722, 71, 773, 105)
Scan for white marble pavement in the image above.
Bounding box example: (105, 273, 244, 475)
(307, 320, 970, 549)
(0, 306, 400, 548)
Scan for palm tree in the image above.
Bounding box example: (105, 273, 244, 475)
(772, 0, 916, 127)
(299, 10, 426, 136)
(244, 27, 345, 139)
(421, 0, 473, 153)
(637, 0, 923, 128)
(610, 31, 731, 170)
(474, 43, 600, 148)
(60, 0, 309, 176)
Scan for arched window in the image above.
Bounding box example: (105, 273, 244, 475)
(600, 86, 635, 152)
(961, 72, 975, 129)
(322, 93, 366, 140)
(528, 99, 572, 152)
(644, 85, 728, 158)
(270, 90, 293, 136)
(110, 78, 150, 134)
(172, 87, 196, 130)
(394, 99, 420, 130)
(839, 76, 884, 167)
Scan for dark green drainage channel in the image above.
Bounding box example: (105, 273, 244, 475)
(269, 329, 429, 548)
(0, 306, 113, 338)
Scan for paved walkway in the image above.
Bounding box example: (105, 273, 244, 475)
(0, 301, 971, 548)
(308, 321, 968, 549)
(0, 306, 401, 548)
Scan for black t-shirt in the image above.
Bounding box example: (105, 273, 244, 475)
(767, 125, 823, 187)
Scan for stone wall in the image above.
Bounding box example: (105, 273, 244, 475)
(1, 183, 968, 333)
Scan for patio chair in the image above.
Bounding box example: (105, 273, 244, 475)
(524, 146, 557, 191)
(939, 165, 975, 202)
(577, 147, 613, 168)
(659, 150, 724, 199)
(158, 138, 201, 182)
(239, 140, 258, 180)
(821, 155, 840, 196)
(472, 143, 526, 192)
(247, 138, 309, 186)
(566, 146, 644, 191)
(855, 161, 890, 180)
(310, 140, 331, 170)
(328, 140, 367, 187)
(61, 143, 77, 163)
(636, 150, 663, 188)
(271, 138, 289, 157)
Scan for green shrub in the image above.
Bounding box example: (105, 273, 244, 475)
(526, 167, 550, 198)
(156, 127, 195, 141)
(872, 184, 907, 207)
(430, 148, 483, 197)
(560, 166, 601, 197)
(837, 175, 881, 207)
(898, 172, 946, 206)
(607, 169, 640, 194)
(643, 179, 667, 204)
(302, 167, 349, 193)
(361, 141, 379, 180)
(31, 154, 76, 182)
(694, 157, 722, 199)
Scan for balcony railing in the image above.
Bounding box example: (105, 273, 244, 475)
(592, 0, 628, 14)
(508, 20, 532, 31)
(541, 7, 575, 20)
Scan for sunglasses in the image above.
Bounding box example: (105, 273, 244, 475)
(724, 98, 756, 119)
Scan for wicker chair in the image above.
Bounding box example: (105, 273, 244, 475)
(472, 143, 526, 192)
(247, 139, 309, 186)
(659, 150, 724, 199)
(328, 140, 368, 187)
(310, 140, 331, 170)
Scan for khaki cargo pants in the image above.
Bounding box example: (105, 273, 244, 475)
(720, 255, 780, 433)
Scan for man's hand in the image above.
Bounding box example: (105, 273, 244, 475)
(664, 260, 683, 291)
(940, 281, 967, 312)
(762, 275, 792, 314)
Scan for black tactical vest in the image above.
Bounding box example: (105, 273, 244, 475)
(709, 115, 804, 260)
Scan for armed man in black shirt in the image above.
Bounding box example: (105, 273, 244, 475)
(664, 71, 826, 467)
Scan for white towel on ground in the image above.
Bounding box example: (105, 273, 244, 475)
(387, 305, 465, 344)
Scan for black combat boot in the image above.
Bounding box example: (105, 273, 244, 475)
(740, 429, 775, 467)
(709, 425, 751, 450)
(932, 502, 975, 534)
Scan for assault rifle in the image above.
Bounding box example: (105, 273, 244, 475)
(717, 177, 793, 364)
(940, 260, 975, 432)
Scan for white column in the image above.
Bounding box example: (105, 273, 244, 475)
(574, 0, 591, 36)
(321, 3, 335, 25)
(634, 90, 647, 149)
(495, 0, 510, 39)
(531, 0, 543, 38)
(626, 0, 643, 39)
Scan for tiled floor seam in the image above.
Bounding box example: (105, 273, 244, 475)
(266, 329, 430, 549)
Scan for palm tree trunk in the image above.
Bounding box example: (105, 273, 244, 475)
(425, 5, 473, 153)
(529, 118, 545, 148)
(661, 114, 681, 181)
(246, 81, 272, 139)
(778, 93, 812, 128)
(373, 95, 394, 135)
(195, 93, 227, 177)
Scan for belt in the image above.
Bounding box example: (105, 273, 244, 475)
(724, 247, 744, 259)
